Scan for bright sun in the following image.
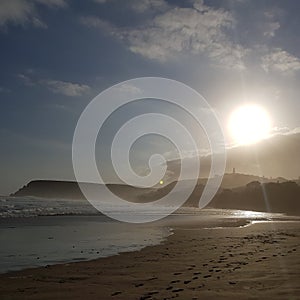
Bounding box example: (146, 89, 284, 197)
(228, 104, 272, 145)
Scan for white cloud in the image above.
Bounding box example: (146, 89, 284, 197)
(18, 73, 91, 96)
(285, 127, 300, 135)
(0, 0, 35, 27)
(0, 0, 67, 28)
(82, 1, 247, 69)
(112, 83, 142, 95)
(130, 0, 168, 13)
(17, 73, 35, 86)
(41, 79, 91, 97)
(271, 126, 290, 135)
(262, 48, 300, 74)
(262, 10, 281, 38)
(80, 16, 113, 33)
(263, 21, 280, 37)
(269, 126, 300, 138)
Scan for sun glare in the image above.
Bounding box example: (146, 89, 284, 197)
(228, 104, 272, 145)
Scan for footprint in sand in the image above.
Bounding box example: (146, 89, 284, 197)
(140, 296, 151, 300)
(147, 291, 159, 295)
(140, 291, 159, 299)
(170, 280, 180, 284)
(111, 291, 122, 296)
(145, 277, 157, 281)
(172, 288, 184, 293)
(134, 283, 144, 287)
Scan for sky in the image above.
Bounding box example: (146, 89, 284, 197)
(1, 0, 300, 195)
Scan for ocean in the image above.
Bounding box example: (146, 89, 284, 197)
(0, 196, 289, 274)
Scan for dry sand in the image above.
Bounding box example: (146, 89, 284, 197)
(0, 221, 299, 299)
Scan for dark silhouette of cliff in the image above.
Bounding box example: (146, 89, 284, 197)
(12, 180, 85, 199)
(12, 173, 284, 200)
(11, 180, 156, 202)
(11, 176, 300, 215)
(209, 181, 300, 215)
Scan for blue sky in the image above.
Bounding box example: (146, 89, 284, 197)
(1, 0, 300, 195)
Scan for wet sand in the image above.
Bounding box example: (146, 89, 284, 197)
(0, 221, 299, 299)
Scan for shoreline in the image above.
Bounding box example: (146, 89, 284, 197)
(0, 215, 173, 274)
(0, 218, 299, 299)
(1, 210, 297, 275)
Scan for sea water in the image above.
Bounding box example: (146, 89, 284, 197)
(0, 196, 288, 273)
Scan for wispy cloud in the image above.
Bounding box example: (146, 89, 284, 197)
(128, 0, 168, 13)
(270, 126, 300, 137)
(262, 10, 281, 38)
(263, 21, 280, 37)
(80, 16, 112, 33)
(0, 0, 67, 29)
(261, 48, 300, 74)
(18, 73, 91, 97)
(81, 1, 247, 69)
(17, 73, 35, 86)
(271, 126, 290, 135)
(111, 83, 142, 95)
(284, 127, 300, 135)
(41, 79, 90, 97)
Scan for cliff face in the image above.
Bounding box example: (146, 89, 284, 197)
(11, 180, 156, 201)
(12, 180, 85, 199)
(209, 181, 300, 215)
(11, 173, 289, 200)
(11, 178, 300, 215)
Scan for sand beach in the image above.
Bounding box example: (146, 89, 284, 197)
(0, 216, 299, 300)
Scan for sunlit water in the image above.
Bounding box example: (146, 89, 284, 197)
(0, 196, 292, 274)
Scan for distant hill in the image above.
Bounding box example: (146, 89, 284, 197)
(11, 175, 300, 215)
(12, 173, 285, 199)
(224, 133, 300, 180)
(167, 133, 300, 180)
(11, 180, 156, 202)
(12, 180, 85, 199)
(198, 173, 287, 189)
(209, 181, 300, 216)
